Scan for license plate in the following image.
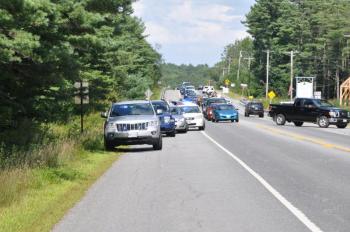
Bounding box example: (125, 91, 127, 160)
(343, 119, 347, 123)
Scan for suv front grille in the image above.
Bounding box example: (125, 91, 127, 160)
(117, 123, 148, 132)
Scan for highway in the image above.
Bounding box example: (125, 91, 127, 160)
(53, 90, 350, 232)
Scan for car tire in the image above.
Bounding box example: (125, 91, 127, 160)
(199, 124, 205, 130)
(153, 136, 163, 150)
(231, 120, 235, 123)
(104, 139, 115, 151)
(245, 112, 249, 117)
(318, 116, 329, 128)
(259, 114, 264, 118)
(336, 123, 347, 129)
(293, 121, 304, 127)
(275, 114, 286, 126)
(169, 131, 176, 137)
(236, 119, 239, 123)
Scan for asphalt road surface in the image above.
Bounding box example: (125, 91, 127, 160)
(53, 90, 350, 232)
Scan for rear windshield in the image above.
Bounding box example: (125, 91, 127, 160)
(170, 107, 183, 115)
(151, 101, 170, 112)
(181, 106, 201, 113)
(111, 103, 154, 117)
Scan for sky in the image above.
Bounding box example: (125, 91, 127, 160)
(132, 0, 256, 66)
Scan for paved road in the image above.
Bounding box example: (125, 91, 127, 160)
(54, 90, 350, 232)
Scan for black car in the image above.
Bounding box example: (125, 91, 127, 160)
(269, 98, 350, 128)
(245, 101, 264, 118)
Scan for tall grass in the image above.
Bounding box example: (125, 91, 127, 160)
(0, 113, 104, 207)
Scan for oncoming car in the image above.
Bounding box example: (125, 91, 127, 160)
(101, 100, 162, 151)
(212, 104, 239, 123)
(179, 103, 205, 130)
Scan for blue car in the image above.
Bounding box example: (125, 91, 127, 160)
(151, 100, 176, 137)
(212, 104, 239, 123)
(183, 90, 197, 103)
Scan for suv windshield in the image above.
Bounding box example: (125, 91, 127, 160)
(314, 99, 334, 107)
(110, 103, 154, 117)
(250, 103, 263, 108)
(182, 106, 200, 113)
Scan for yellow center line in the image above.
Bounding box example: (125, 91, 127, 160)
(256, 124, 350, 153)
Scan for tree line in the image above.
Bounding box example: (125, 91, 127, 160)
(0, 0, 161, 128)
(215, 0, 350, 99)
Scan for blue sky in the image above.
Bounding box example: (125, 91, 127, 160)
(133, 0, 256, 66)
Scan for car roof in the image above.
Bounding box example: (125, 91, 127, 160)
(114, 100, 151, 105)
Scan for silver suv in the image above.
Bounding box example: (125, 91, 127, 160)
(101, 100, 162, 151)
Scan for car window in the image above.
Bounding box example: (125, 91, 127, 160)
(250, 103, 263, 108)
(314, 99, 333, 107)
(110, 103, 154, 116)
(170, 107, 182, 115)
(303, 99, 314, 106)
(181, 106, 200, 113)
(208, 98, 226, 104)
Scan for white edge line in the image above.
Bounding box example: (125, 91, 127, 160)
(201, 131, 323, 232)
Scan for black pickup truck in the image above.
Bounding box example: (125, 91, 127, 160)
(269, 98, 350, 128)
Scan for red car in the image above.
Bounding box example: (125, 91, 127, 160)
(206, 103, 220, 121)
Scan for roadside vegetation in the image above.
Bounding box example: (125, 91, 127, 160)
(0, 0, 160, 231)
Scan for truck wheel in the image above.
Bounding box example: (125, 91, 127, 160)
(318, 116, 329, 128)
(293, 121, 304, 127)
(104, 140, 115, 151)
(153, 136, 163, 150)
(336, 123, 347, 129)
(275, 114, 286, 126)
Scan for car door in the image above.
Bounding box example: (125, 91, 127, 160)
(302, 99, 317, 122)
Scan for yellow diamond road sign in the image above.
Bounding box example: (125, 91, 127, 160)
(268, 91, 276, 99)
(225, 79, 230, 86)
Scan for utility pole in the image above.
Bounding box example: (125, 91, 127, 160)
(285, 50, 298, 101)
(236, 50, 243, 81)
(244, 56, 254, 91)
(265, 50, 270, 99)
(228, 57, 232, 75)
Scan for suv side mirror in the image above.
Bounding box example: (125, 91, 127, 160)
(100, 111, 108, 118)
(156, 109, 163, 115)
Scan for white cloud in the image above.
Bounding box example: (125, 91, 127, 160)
(132, 0, 250, 65)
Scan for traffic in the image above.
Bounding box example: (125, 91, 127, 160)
(101, 81, 350, 152)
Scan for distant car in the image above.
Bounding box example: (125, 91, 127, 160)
(170, 106, 188, 133)
(212, 104, 239, 123)
(202, 86, 209, 93)
(151, 100, 176, 137)
(101, 100, 162, 151)
(184, 90, 197, 103)
(245, 101, 264, 118)
(179, 103, 205, 130)
(198, 85, 203, 90)
(185, 85, 196, 92)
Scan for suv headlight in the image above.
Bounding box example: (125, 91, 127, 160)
(329, 111, 336, 117)
(106, 122, 116, 129)
(149, 120, 158, 127)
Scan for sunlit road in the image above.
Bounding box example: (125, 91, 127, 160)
(54, 90, 350, 232)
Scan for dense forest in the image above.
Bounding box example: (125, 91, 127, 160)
(161, 63, 218, 88)
(214, 0, 350, 99)
(0, 0, 161, 126)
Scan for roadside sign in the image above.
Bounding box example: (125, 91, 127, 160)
(268, 91, 276, 99)
(231, 83, 235, 87)
(74, 80, 89, 133)
(145, 88, 153, 100)
(248, 96, 254, 100)
(314, 91, 322, 99)
(225, 79, 231, 86)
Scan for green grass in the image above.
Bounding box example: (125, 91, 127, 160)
(0, 113, 120, 232)
(0, 151, 119, 232)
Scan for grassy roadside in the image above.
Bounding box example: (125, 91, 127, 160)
(0, 113, 120, 232)
(0, 151, 119, 232)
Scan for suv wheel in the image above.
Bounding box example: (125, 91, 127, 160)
(167, 131, 176, 137)
(104, 139, 115, 151)
(318, 116, 329, 128)
(245, 112, 249, 117)
(153, 136, 163, 150)
(336, 123, 347, 129)
(275, 114, 286, 126)
(259, 113, 264, 118)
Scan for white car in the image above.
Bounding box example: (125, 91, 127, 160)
(202, 86, 214, 94)
(179, 102, 205, 130)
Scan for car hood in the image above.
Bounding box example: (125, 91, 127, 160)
(320, 106, 346, 112)
(172, 114, 185, 120)
(108, 115, 157, 123)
